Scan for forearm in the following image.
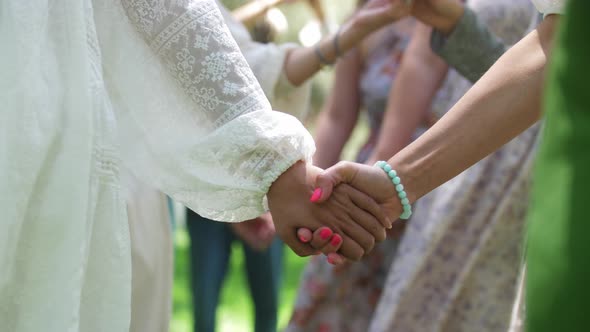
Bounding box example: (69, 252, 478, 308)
(369, 25, 449, 164)
(390, 16, 558, 203)
(284, 15, 388, 86)
(313, 111, 359, 168)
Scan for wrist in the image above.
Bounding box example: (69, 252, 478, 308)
(385, 152, 424, 205)
(268, 161, 319, 208)
(268, 161, 306, 203)
(314, 24, 365, 66)
(340, 15, 373, 49)
(434, 3, 465, 36)
(374, 161, 413, 219)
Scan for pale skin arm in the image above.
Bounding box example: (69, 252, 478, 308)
(367, 22, 449, 165)
(313, 49, 363, 168)
(282, 0, 411, 86)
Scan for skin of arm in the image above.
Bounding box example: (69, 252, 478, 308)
(367, 22, 449, 165)
(387, 15, 559, 204)
(313, 49, 363, 169)
(283, 0, 411, 86)
(411, 0, 465, 36)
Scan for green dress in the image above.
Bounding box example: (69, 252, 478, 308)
(526, 0, 590, 330)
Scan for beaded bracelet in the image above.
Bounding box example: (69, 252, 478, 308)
(314, 28, 343, 67)
(375, 161, 412, 220)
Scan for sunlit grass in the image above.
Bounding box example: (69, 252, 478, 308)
(170, 228, 310, 332)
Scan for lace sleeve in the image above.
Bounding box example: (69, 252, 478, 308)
(94, 0, 315, 222)
(216, 2, 311, 120)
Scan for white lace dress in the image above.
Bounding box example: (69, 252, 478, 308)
(0, 0, 315, 331)
(125, 2, 313, 331)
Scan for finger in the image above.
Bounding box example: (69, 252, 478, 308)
(326, 252, 345, 265)
(334, 213, 376, 254)
(309, 227, 333, 249)
(341, 183, 392, 230)
(297, 228, 313, 243)
(314, 232, 343, 256)
(338, 233, 365, 261)
(280, 230, 317, 257)
(347, 205, 387, 243)
(313, 161, 360, 203)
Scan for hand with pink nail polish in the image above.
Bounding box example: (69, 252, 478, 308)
(267, 161, 389, 260)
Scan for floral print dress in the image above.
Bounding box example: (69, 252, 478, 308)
(286, 1, 540, 331)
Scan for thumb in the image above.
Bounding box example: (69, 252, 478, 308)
(312, 161, 359, 203)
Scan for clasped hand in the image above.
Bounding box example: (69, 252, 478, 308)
(265, 161, 403, 262)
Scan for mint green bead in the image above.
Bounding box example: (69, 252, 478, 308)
(398, 191, 407, 199)
(400, 210, 412, 220)
(388, 170, 397, 178)
(402, 202, 411, 209)
(375, 161, 386, 168)
(392, 176, 401, 185)
(383, 164, 392, 172)
(401, 198, 410, 205)
(395, 184, 404, 192)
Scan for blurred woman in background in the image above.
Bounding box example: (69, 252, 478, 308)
(288, 1, 540, 331)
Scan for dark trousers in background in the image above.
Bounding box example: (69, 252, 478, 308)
(186, 208, 283, 332)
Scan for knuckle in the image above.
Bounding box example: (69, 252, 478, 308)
(356, 236, 374, 254)
(336, 160, 350, 168)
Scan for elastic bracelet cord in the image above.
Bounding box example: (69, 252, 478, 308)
(314, 28, 343, 67)
(333, 27, 342, 58)
(314, 44, 333, 66)
(375, 161, 413, 220)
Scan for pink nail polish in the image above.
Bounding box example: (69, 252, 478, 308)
(310, 188, 323, 202)
(330, 234, 342, 246)
(327, 256, 336, 265)
(298, 234, 309, 243)
(320, 228, 332, 240)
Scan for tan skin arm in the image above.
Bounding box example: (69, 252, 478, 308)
(367, 22, 449, 165)
(313, 49, 364, 169)
(388, 15, 559, 203)
(301, 15, 560, 263)
(282, 0, 412, 86)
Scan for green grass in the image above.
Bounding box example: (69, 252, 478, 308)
(170, 229, 310, 332)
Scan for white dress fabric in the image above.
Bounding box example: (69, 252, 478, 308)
(216, 1, 312, 120)
(125, 172, 174, 332)
(0, 0, 315, 331)
(125, 3, 312, 331)
(531, 0, 567, 15)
